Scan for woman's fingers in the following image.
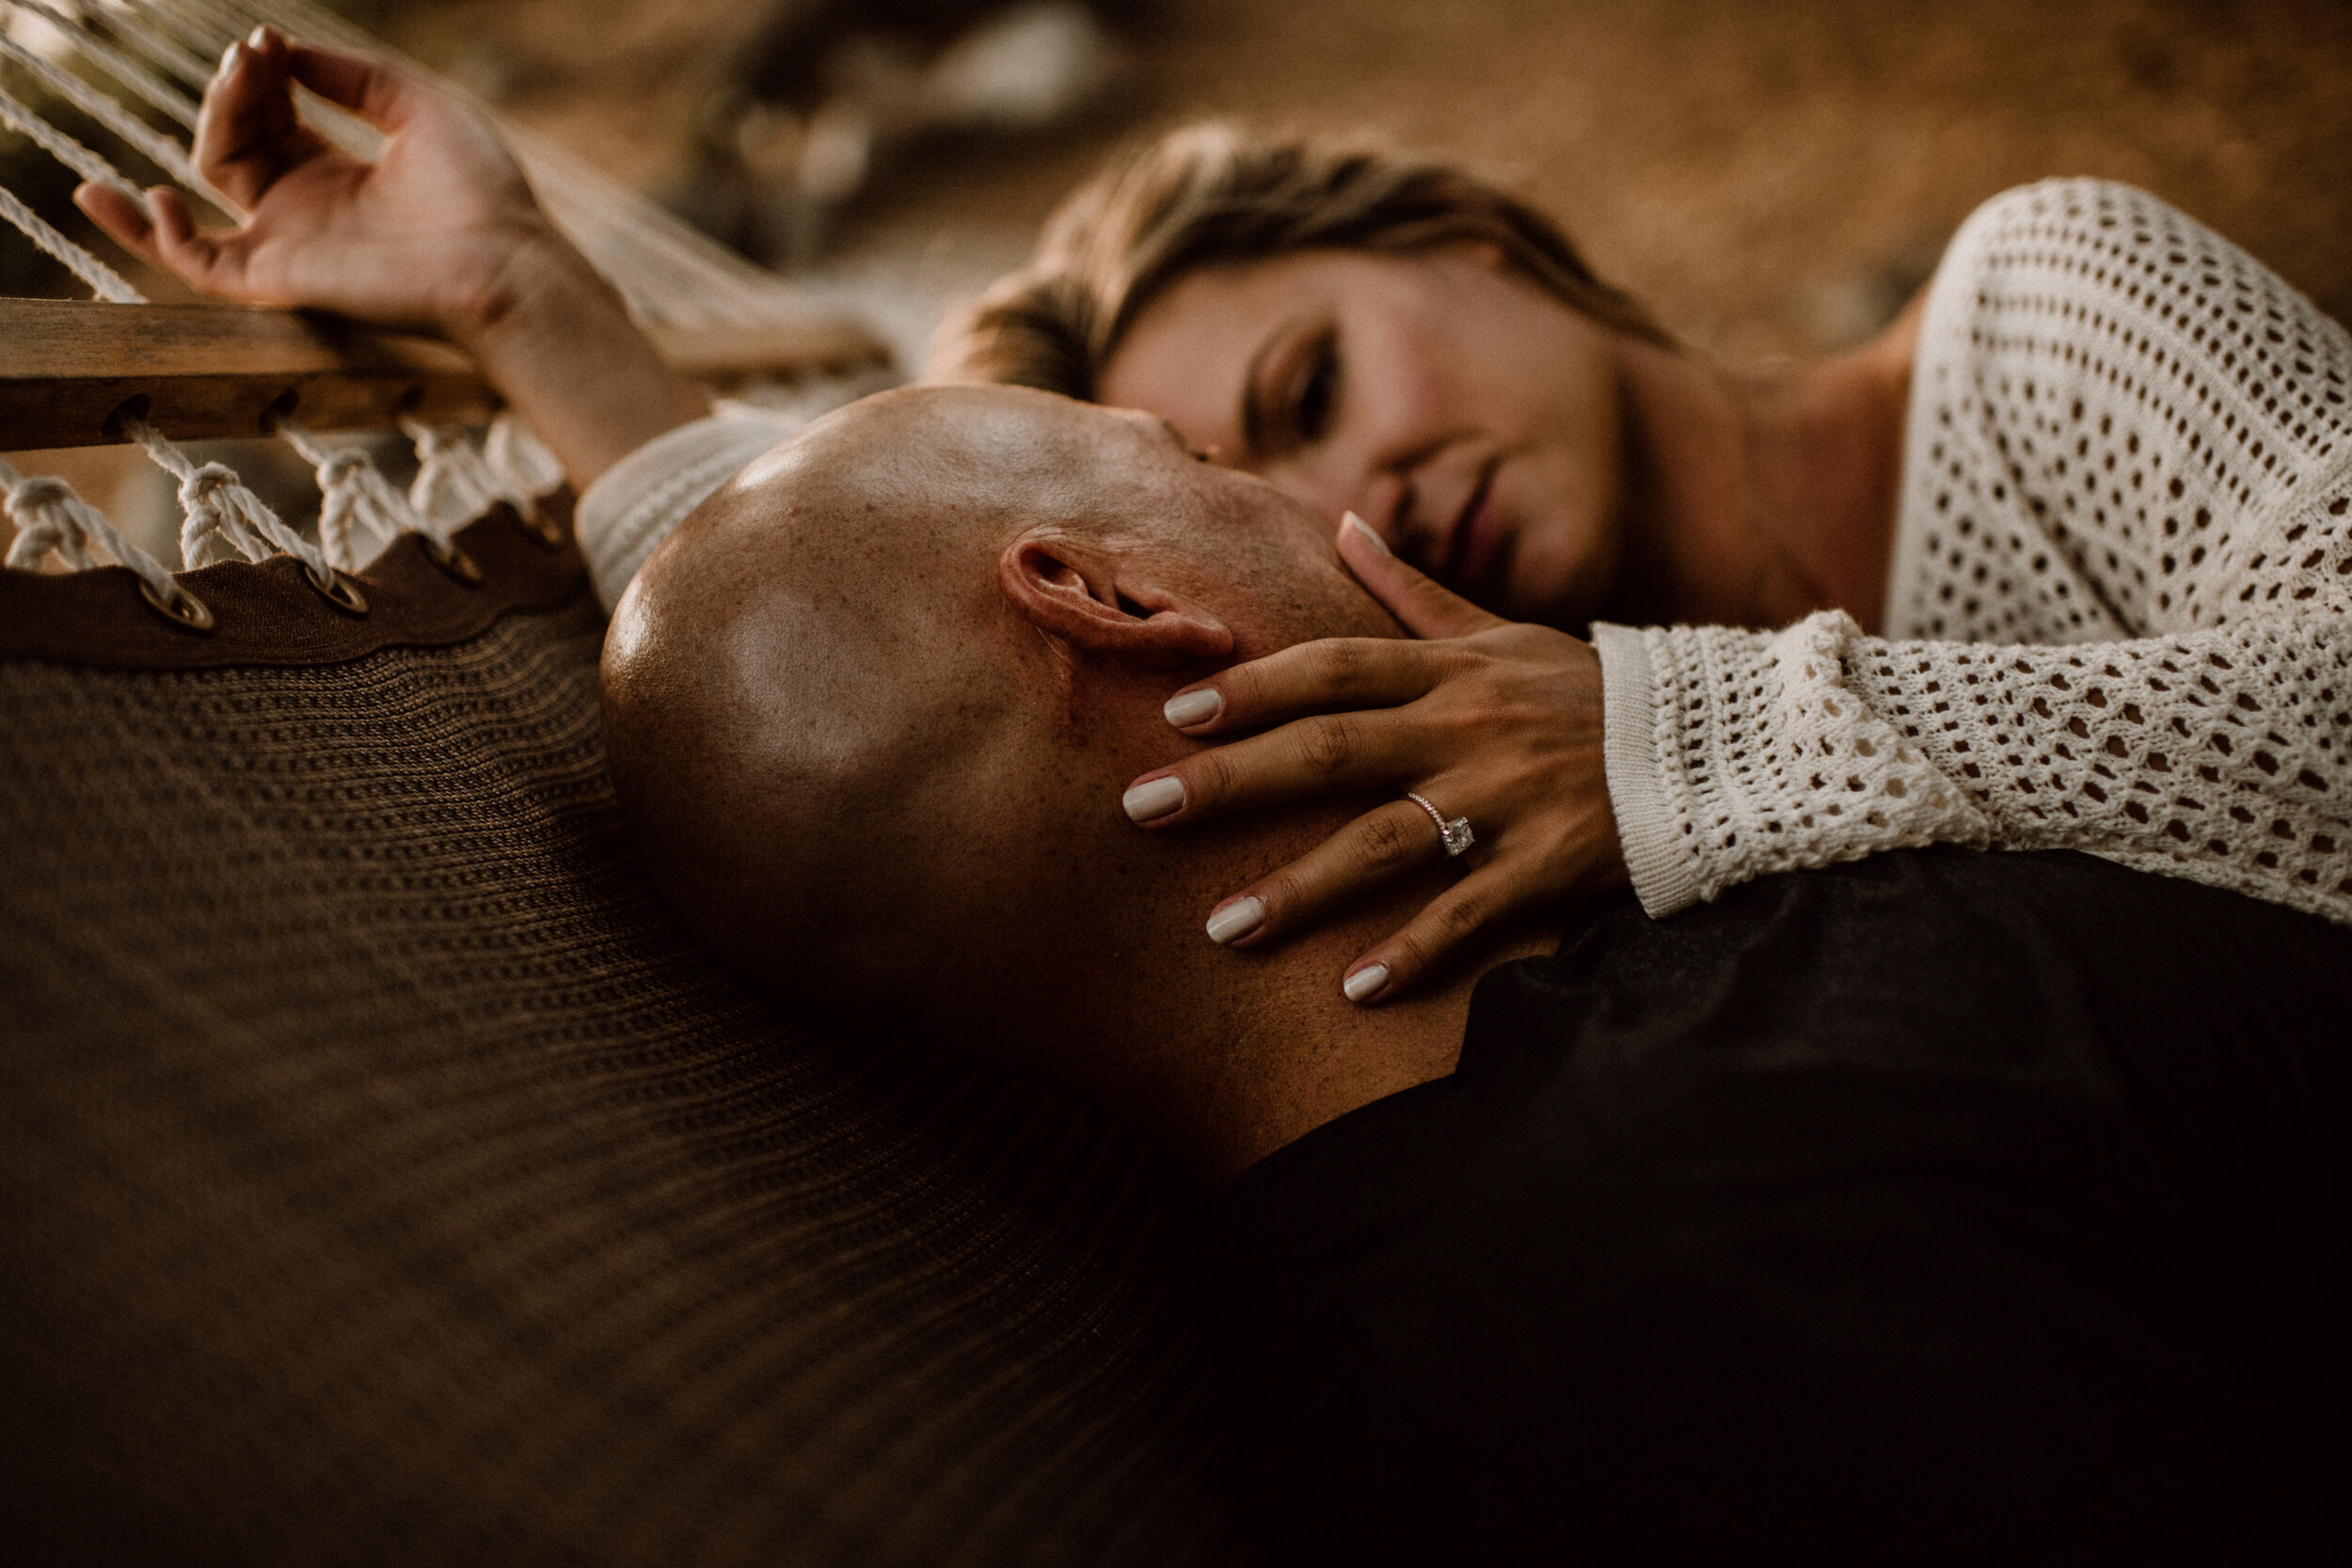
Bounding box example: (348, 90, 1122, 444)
(1203, 798, 1459, 949)
(1163, 634, 1442, 735)
(75, 184, 231, 295)
(72, 183, 161, 264)
(193, 30, 310, 209)
(144, 187, 236, 293)
(1338, 868, 1517, 1005)
(1340, 512, 1506, 641)
(1125, 702, 1447, 825)
(286, 38, 432, 134)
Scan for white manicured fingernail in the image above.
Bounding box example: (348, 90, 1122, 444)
(1122, 776, 1185, 822)
(1206, 896, 1263, 945)
(248, 25, 269, 47)
(1342, 963, 1390, 1004)
(1164, 688, 1221, 727)
(221, 39, 241, 72)
(1342, 511, 1391, 556)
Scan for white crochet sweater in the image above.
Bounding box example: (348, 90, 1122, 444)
(578, 180, 2352, 927)
(1593, 179, 2351, 927)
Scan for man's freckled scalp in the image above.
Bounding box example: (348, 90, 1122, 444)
(601, 383, 1395, 1035)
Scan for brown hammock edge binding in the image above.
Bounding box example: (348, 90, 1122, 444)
(0, 494, 588, 669)
(0, 296, 890, 451)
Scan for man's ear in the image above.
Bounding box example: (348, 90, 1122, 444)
(1000, 534, 1234, 670)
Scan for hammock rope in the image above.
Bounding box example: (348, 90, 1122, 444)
(13, 0, 201, 131)
(0, 23, 211, 195)
(0, 451, 179, 598)
(0, 81, 143, 198)
(0, 176, 140, 297)
(2, 0, 871, 626)
(122, 411, 333, 578)
(108, 0, 225, 93)
(278, 421, 438, 573)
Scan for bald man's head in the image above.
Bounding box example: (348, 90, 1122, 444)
(601, 385, 1394, 1037)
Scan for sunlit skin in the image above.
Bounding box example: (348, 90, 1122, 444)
(1096, 240, 1919, 1001)
(92, 31, 1920, 1010)
(1100, 241, 1915, 635)
(1101, 244, 1629, 626)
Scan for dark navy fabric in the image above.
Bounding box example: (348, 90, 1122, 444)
(1201, 848, 2347, 1564)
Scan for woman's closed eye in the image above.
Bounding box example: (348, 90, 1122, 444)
(1248, 324, 1343, 458)
(1288, 330, 1340, 448)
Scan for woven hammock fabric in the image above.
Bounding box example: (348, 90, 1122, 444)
(0, 516, 1254, 1566)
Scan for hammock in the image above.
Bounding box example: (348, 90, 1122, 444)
(0, 0, 891, 624)
(0, 8, 1253, 1561)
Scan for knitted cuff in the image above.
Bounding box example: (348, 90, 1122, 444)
(1593, 622, 1705, 919)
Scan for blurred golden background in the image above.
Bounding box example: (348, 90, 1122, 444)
(370, 0, 2352, 364)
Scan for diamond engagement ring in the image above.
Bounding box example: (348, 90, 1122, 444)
(1405, 791, 1475, 858)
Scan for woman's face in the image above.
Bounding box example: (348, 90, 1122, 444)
(1098, 243, 1630, 626)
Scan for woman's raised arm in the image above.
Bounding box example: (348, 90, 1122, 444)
(74, 26, 707, 489)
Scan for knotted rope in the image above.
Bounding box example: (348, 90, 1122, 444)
(405, 418, 524, 533)
(121, 415, 336, 584)
(485, 412, 565, 506)
(278, 422, 443, 571)
(0, 454, 180, 602)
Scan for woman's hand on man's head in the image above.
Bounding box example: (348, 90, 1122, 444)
(1121, 513, 1628, 1005)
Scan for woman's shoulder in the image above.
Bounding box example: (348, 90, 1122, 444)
(1909, 176, 2352, 483)
(1887, 178, 2352, 641)
(1918, 178, 2352, 388)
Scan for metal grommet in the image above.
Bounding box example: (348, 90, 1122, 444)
(423, 533, 485, 585)
(138, 576, 215, 632)
(306, 563, 369, 616)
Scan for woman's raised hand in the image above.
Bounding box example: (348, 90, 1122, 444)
(1122, 513, 1627, 1004)
(74, 26, 555, 341)
(74, 27, 707, 487)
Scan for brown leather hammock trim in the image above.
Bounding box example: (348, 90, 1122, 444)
(0, 493, 590, 670)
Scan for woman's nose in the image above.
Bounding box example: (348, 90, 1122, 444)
(1270, 454, 1409, 546)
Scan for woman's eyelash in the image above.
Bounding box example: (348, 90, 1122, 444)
(1289, 334, 1339, 446)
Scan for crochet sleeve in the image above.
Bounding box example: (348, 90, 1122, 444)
(574, 409, 800, 610)
(1597, 180, 2352, 925)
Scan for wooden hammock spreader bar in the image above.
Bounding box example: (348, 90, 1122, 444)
(0, 297, 890, 450)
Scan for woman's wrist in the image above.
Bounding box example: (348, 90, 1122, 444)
(451, 227, 711, 489)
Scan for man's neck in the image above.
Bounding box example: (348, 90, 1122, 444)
(1116, 849, 1557, 1183)
(1602, 305, 1917, 633)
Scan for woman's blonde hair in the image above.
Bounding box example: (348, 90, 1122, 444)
(930, 121, 1669, 395)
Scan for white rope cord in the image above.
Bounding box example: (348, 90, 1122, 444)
(104, 0, 223, 92)
(0, 82, 145, 198)
(402, 418, 512, 535)
(120, 413, 334, 580)
(12, 1, 201, 129)
(124, 0, 254, 71)
(0, 452, 180, 598)
(0, 25, 209, 196)
(278, 421, 442, 572)
(12, 0, 872, 336)
(484, 412, 564, 507)
(0, 178, 143, 298)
